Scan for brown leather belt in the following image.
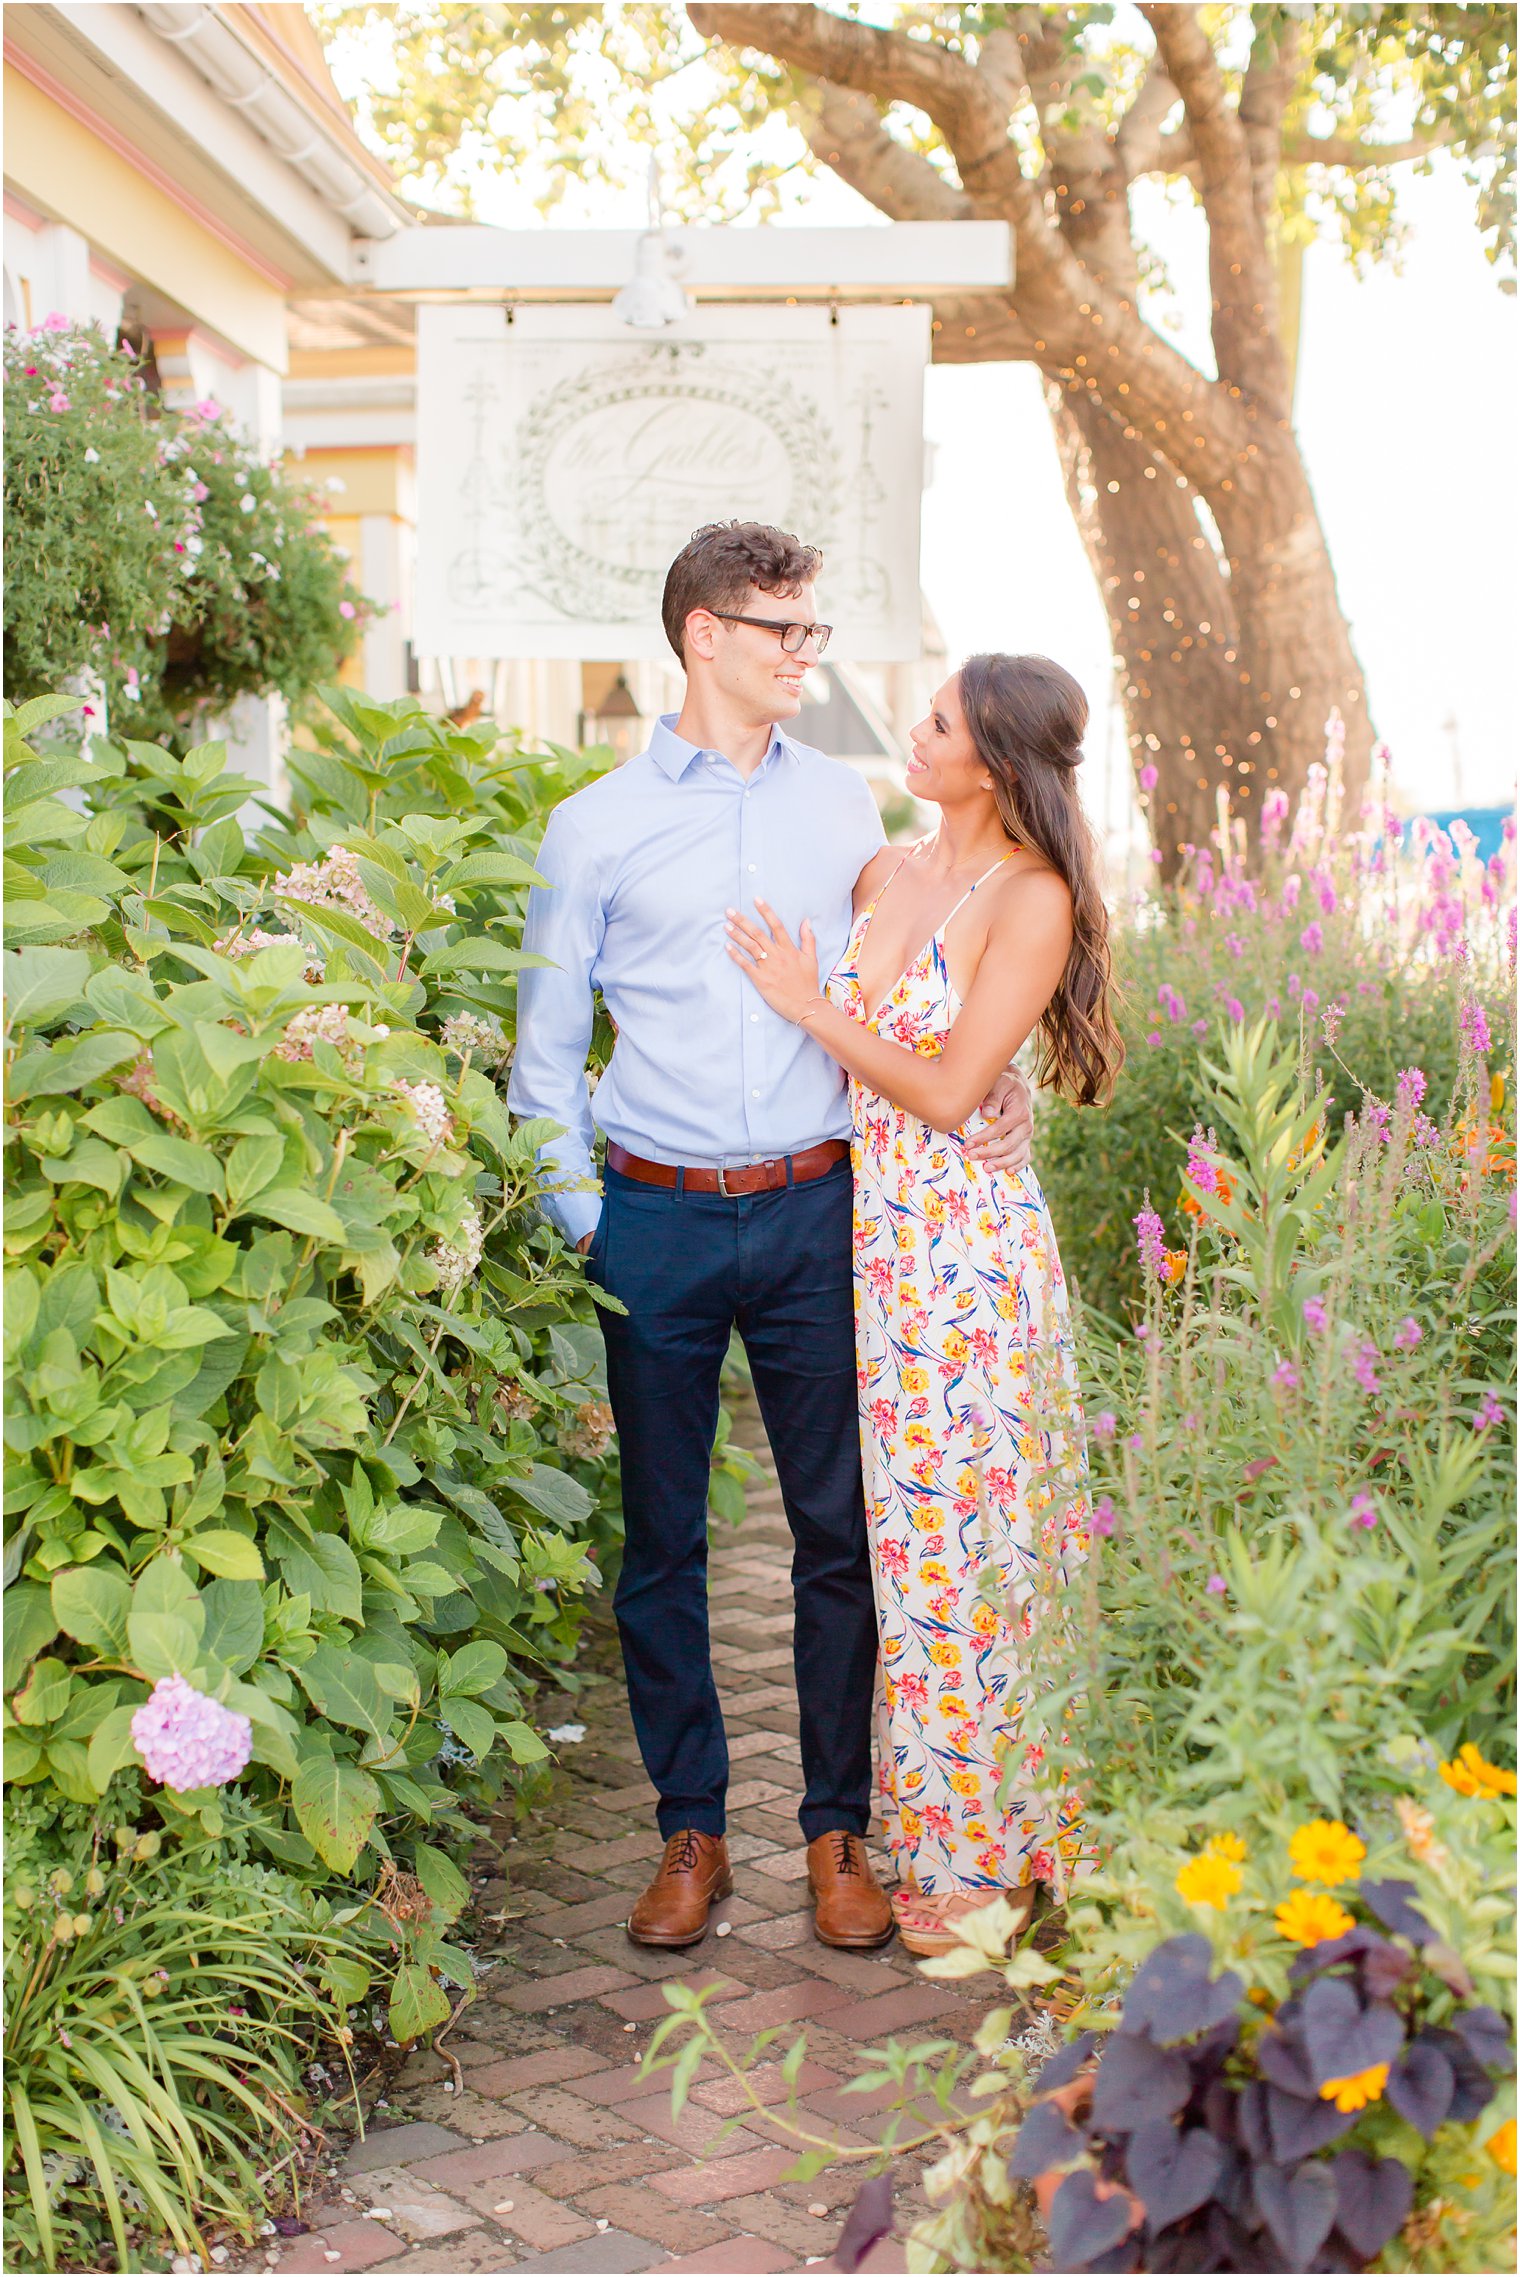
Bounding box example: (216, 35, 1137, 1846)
(606, 1138, 849, 1197)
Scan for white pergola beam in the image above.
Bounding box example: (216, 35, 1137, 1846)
(351, 221, 1012, 298)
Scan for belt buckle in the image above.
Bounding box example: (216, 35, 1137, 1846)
(716, 1165, 732, 1198)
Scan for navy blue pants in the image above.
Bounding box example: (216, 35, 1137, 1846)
(587, 1158, 876, 1842)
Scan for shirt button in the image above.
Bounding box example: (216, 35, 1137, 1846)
(749, 1012, 759, 1023)
(751, 1088, 761, 1099)
(747, 863, 757, 873)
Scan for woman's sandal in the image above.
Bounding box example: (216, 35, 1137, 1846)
(891, 1882, 1038, 1958)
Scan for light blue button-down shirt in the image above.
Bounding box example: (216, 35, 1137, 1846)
(509, 713, 887, 1244)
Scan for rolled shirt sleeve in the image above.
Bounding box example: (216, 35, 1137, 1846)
(508, 805, 607, 1247)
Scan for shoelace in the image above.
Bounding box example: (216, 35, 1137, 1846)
(831, 1832, 861, 1878)
(666, 1829, 703, 1876)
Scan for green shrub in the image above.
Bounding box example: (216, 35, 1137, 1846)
(1038, 756, 1512, 1319)
(3, 323, 369, 744)
(3, 689, 624, 1914)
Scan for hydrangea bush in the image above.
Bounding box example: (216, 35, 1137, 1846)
(1039, 729, 1515, 1317)
(3, 320, 371, 743)
(3, 689, 626, 1998)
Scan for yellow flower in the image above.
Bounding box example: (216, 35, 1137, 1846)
(1319, 2063, 1389, 2114)
(1160, 1248, 1188, 1286)
(1275, 1890, 1355, 1947)
(927, 1640, 962, 1668)
(1175, 1852, 1243, 1909)
(1288, 1818, 1367, 1888)
(1439, 1744, 1518, 1801)
(901, 1367, 928, 1393)
(949, 1772, 980, 1798)
(1486, 2119, 1516, 2177)
(1206, 1832, 1248, 1864)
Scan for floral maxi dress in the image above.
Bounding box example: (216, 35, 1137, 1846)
(826, 859, 1091, 1895)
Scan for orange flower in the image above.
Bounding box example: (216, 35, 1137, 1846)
(1487, 2118, 1517, 2177)
(1320, 2063, 1389, 2114)
(1287, 1819, 1366, 1887)
(1439, 1744, 1517, 1800)
(1275, 1890, 1355, 1947)
(1160, 1249, 1188, 1286)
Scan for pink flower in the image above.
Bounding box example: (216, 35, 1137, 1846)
(1349, 1493, 1378, 1530)
(1271, 1361, 1300, 1390)
(1459, 1001, 1491, 1058)
(1472, 1392, 1506, 1432)
(1393, 1317, 1422, 1350)
(339, 600, 357, 620)
(1192, 1018, 1208, 1038)
(1126, 1432, 1144, 1453)
(1396, 1067, 1428, 1111)
(1206, 1574, 1228, 1597)
(1302, 1296, 1327, 1333)
(131, 1674, 252, 1791)
(1139, 763, 1159, 791)
(41, 311, 70, 332)
(1133, 1201, 1166, 1279)
(1352, 1340, 1381, 1396)
(1091, 1411, 1117, 1441)
(1300, 921, 1324, 956)
(1093, 1497, 1117, 1538)
(1224, 997, 1244, 1022)
(48, 392, 70, 413)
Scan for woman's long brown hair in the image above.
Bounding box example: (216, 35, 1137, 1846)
(958, 653, 1125, 1107)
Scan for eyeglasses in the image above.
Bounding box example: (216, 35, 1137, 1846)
(705, 609, 833, 656)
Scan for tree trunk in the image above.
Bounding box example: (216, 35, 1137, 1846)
(1016, 369, 1370, 871)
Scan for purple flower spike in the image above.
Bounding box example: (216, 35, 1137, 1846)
(1352, 1340, 1382, 1397)
(1091, 1410, 1117, 1441)
(131, 1675, 252, 1791)
(1394, 1317, 1423, 1350)
(1472, 1392, 1506, 1432)
(1301, 1296, 1328, 1333)
(1093, 1497, 1117, 1538)
(1459, 1001, 1491, 1058)
(1134, 1201, 1167, 1279)
(1349, 1492, 1378, 1530)
(1271, 1361, 1300, 1390)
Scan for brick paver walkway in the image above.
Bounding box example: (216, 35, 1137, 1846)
(269, 1402, 1010, 2277)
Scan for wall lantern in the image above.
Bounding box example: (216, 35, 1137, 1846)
(580, 672, 644, 764)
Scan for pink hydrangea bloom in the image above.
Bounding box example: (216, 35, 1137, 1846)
(131, 1675, 252, 1791)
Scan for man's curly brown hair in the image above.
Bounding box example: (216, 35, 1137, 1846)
(661, 521, 823, 664)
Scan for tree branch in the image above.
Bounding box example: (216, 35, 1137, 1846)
(1140, 3, 1290, 406)
(687, 0, 1253, 485)
(1113, 56, 1182, 182)
(1282, 127, 1454, 168)
(797, 81, 972, 221)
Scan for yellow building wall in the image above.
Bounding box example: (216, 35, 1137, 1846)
(3, 66, 287, 370)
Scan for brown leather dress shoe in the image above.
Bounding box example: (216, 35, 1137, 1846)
(627, 1830, 733, 1948)
(806, 1831, 895, 1949)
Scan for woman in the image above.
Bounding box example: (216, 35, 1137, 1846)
(726, 653, 1122, 1955)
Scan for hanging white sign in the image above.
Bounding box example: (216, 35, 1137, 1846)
(413, 302, 930, 662)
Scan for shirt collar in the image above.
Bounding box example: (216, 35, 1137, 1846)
(646, 713, 797, 782)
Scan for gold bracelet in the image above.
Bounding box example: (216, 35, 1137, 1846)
(797, 995, 830, 1027)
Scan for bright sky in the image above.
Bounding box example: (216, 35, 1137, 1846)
(327, 16, 1517, 822)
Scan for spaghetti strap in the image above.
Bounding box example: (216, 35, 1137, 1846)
(861, 852, 910, 921)
(939, 854, 1013, 932)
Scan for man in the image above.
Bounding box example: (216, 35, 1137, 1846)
(510, 522, 1033, 1950)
